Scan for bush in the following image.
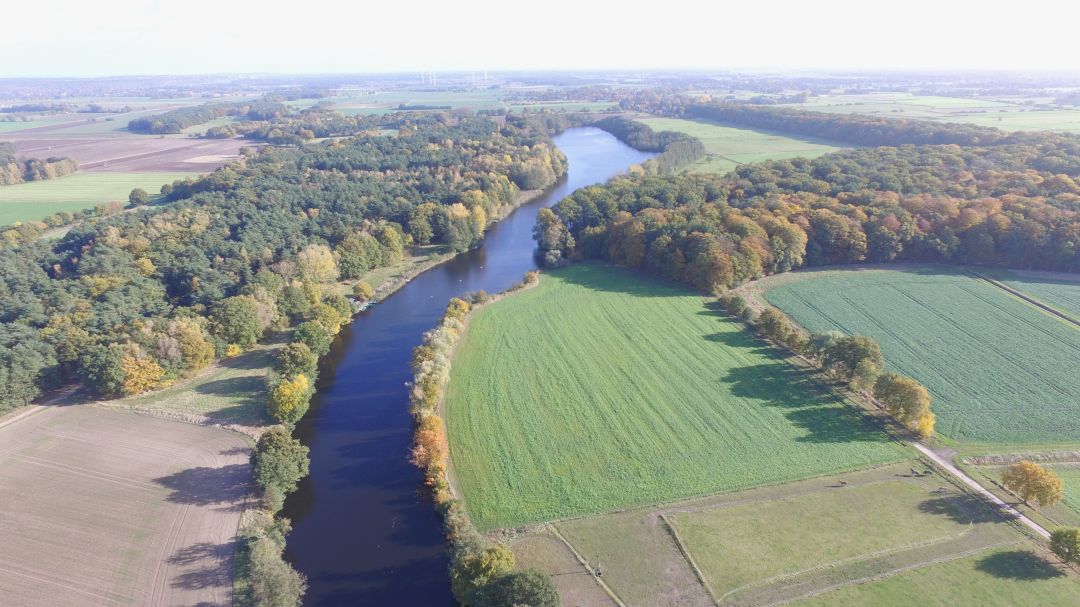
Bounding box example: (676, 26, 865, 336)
(252, 426, 310, 512)
(484, 569, 560, 607)
(293, 321, 332, 357)
(248, 535, 306, 607)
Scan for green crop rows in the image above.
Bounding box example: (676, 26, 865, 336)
(765, 267, 1080, 444)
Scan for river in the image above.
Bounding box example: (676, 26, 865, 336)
(282, 127, 654, 605)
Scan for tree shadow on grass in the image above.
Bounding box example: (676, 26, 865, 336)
(546, 262, 686, 297)
(155, 464, 252, 509)
(974, 550, 1064, 580)
(168, 541, 236, 591)
(194, 376, 271, 426)
(918, 494, 1010, 525)
(721, 363, 887, 444)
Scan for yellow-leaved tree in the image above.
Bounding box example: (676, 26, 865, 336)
(268, 374, 313, 425)
(1001, 461, 1064, 507)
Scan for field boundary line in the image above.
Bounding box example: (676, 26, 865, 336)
(547, 525, 628, 607)
(715, 529, 973, 602)
(966, 270, 1080, 330)
(659, 513, 720, 606)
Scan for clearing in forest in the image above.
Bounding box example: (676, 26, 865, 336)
(638, 116, 849, 173)
(446, 263, 904, 530)
(762, 267, 1080, 444)
(0, 171, 193, 224)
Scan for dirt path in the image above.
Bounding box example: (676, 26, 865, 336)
(911, 442, 1050, 540)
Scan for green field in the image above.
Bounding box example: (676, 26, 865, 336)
(0, 171, 193, 224)
(674, 473, 1020, 604)
(788, 92, 1080, 133)
(762, 267, 1080, 444)
(795, 547, 1079, 606)
(446, 263, 904, 530)
(639, 117, 849, 173)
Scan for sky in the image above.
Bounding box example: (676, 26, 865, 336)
(4, 0, 1080, 77)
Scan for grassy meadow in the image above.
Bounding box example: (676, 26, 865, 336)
(982, 268, 1080, 318)
(0, 171, 192, 224)
(639, 116, 849, 173)
(794, 547, 1080, 606)
(763, 267, 1080, 444)
(789, 92, 1080, 133)
(446, 263, 904, 530)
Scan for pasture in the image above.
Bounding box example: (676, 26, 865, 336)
(0, 404, 252, 606)
(0, 171, 193, 224)
(511, 462, 1043, 607)
(446, 263, 904, 530)
(794, 547, 1080, 606)
(762, 267, 1080, 444)
(638, 116, 849, 173)
(789, 92, 1080, 133)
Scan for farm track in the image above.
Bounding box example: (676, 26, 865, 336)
(967, 271, 1080, 329)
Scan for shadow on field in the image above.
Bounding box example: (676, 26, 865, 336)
(155, 464, 252, 509)
(168, 541, 236, 590)
(975, 550, 1063, 580)
(550, 263, 679, 297)
(722, 363, 886, 444)
(918, 494, 1007, 525)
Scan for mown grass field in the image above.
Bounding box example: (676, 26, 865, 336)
(514, 462, 1037, 607)
(794, 547, 1079, 606)
(788, 92, 1080, 133)
(0, 171, 192, 224)
(673, 474, 1013, 603)
(639, 117, 849, 174)
(446, 263, 904, 530)
(763, 267, 1080, 444)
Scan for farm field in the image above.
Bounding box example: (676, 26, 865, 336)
(794, 547, 1080, 606)
(0, 171, 193, 224)
(0, 404, 252, 606)
(446, 263, 905, 530)
(761, 267, 1080, 444)
(639, 116, 849, 173)
(511, 462, 1043, 607)
(787, 92, 1080, 133)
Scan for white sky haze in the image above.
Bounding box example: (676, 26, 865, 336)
(4, 0, 1080, 76)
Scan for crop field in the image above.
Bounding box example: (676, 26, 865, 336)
(639, 117, 849, 173)
(446, 263, 904, 530)
(511, 462, 1039, 607)
(788, 93, 1080, 133)
(794, 546, 1079, 606)
(762, 267, 1080, 444)
(0, 171, 193, 224)
(0, 404, 251, 606)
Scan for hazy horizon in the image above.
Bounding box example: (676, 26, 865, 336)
(6, 0, 1080, 78)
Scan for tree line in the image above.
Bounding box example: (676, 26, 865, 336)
(0, 142, 78, 186)
(590, 116, 705, 175)
(128, 100, 288, 134)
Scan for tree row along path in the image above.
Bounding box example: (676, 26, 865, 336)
(911, 442, 1051, 540)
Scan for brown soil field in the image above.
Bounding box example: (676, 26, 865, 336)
(7, 136, 249, 173)
(0, 404, 252, 606)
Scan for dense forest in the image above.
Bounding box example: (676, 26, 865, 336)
(0, 142, 78, 186)
(536, 116, 1080, 289)
(0, 112, 565, 411)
